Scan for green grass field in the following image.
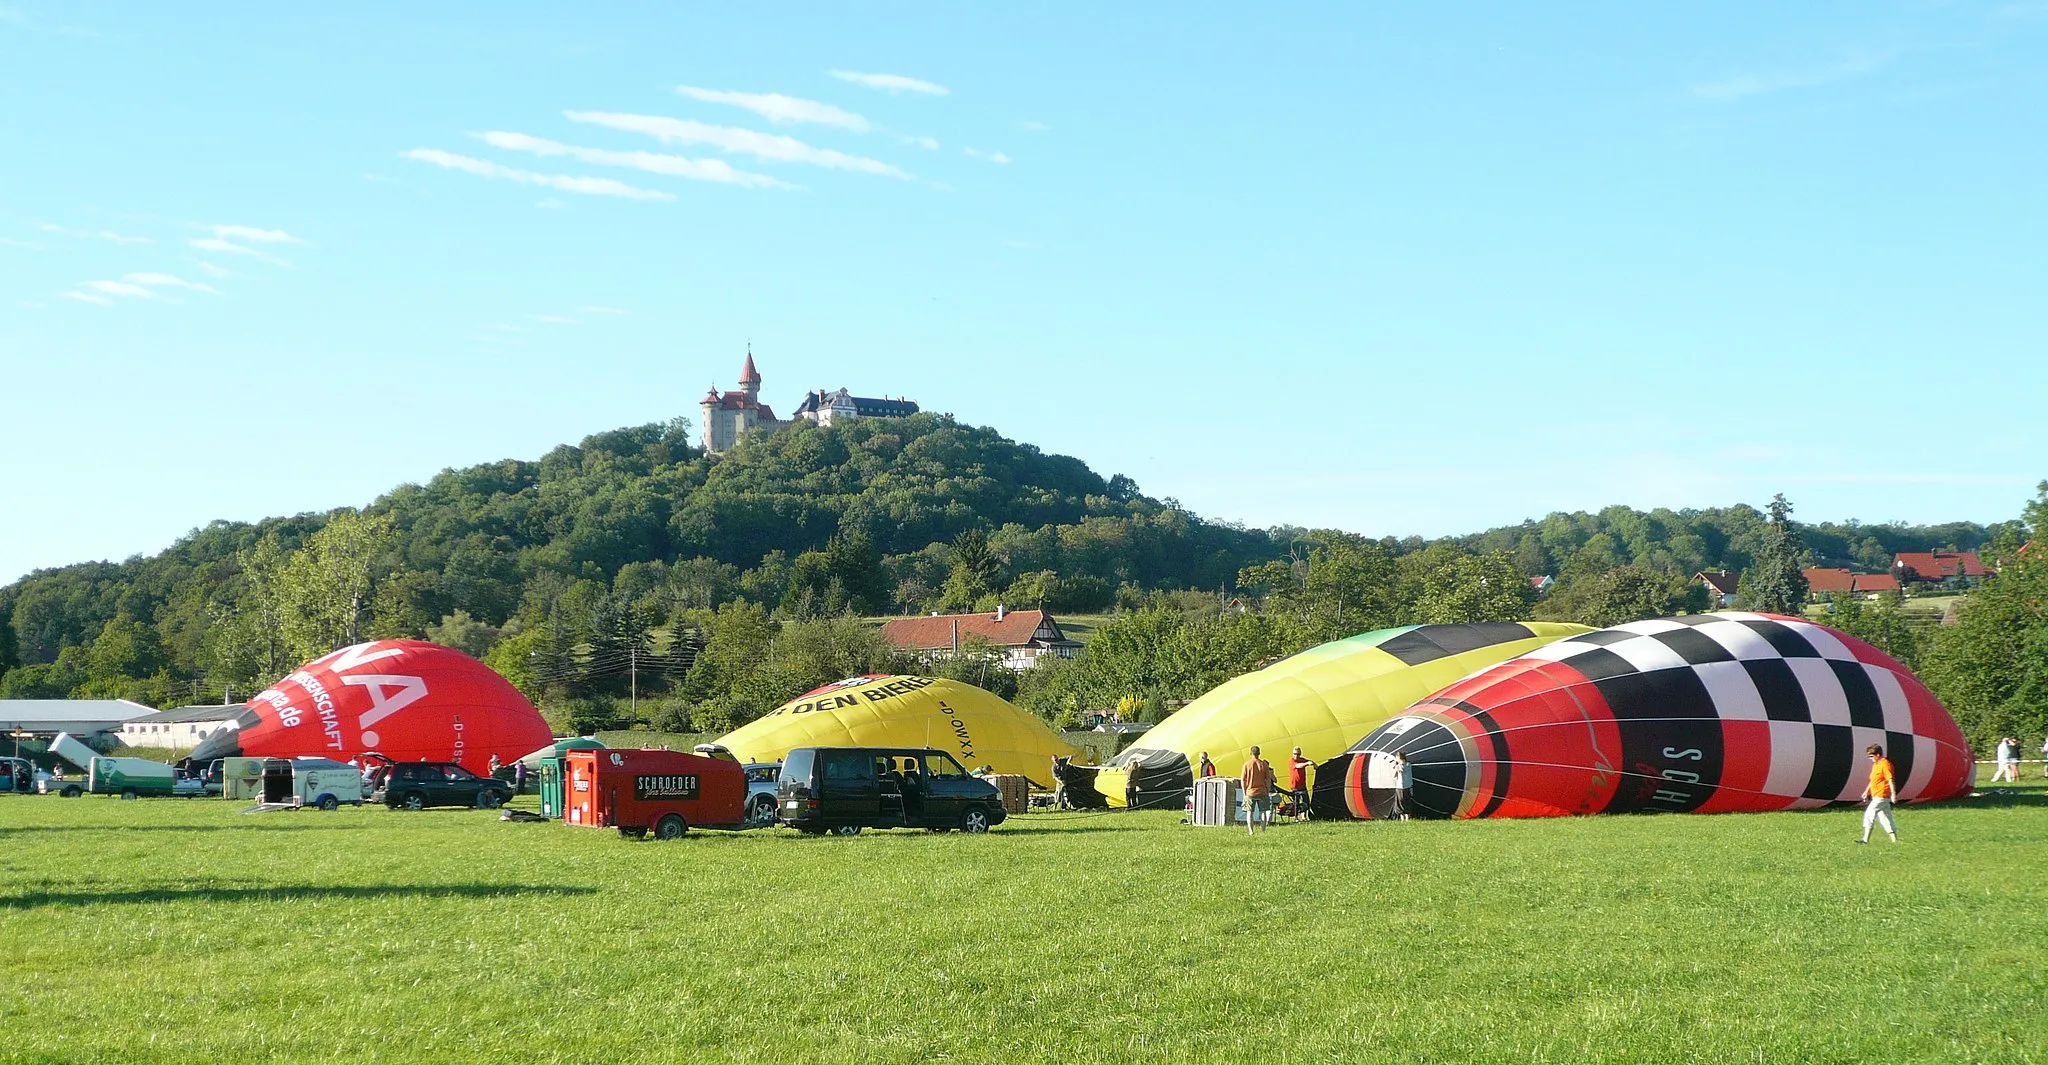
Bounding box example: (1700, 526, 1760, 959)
(3, 772, 2045, 1064)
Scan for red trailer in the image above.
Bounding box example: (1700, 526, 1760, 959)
(564, 748, 747, 839)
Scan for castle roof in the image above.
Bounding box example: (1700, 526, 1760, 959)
(740, 351, 760, 385)
(793, 387, 921, 418)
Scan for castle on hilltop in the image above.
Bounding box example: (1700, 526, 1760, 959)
(698, 349, 922, 455)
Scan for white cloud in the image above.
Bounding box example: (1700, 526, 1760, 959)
(402, 148, 678, 201)
(529, 314, 575, 325)
(486, 323, 523, 333)
(208, 224, 305, 245)
(1692, 53, 1891, 101)
(83, 279, 156, 299)
(61, 291, 113, 306)
(125, 271, 219, 294)
(96, 230, 152, 245)
(564, 111, 909, 179)
(471, 131, 793, 189)
(30, 223, 152, 244)
(190, 237, 290, 265)
(905, 135, 940, 150)
(828, 70, 950, 96)
(676, 86, 870, 132)
(1021, 120, 1049, 132)
(577, 305, 626, 315)
(0, 237, 43, 251)
(36, 223, 64, 233)
(963, 147, 1012, 164)
(191, 260, 232, 278)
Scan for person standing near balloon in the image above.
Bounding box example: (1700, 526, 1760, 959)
(1287, 746, 1313, 822)
(1391, 752, 1413, 821)
(1991, 736, 2016, 783)
(1198, 752, 1216, 778)
(1050, 755, 1069, 811)
(1241, 745, 1274, 835)
(1859, 744, 1899, 845)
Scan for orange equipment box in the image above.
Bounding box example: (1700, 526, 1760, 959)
(564, 748, 747, 839)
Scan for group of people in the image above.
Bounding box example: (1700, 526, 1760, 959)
(1988, 735, 2045, 784)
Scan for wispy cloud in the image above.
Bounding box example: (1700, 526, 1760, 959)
(83, 279, 156, 299)
(676, 86, 870, 132)
(126, 271, 219, 294)
(904, 135, 940, 150)
(471, 131, 793, 189)
(565, 111, 909, 179)
(1021, 120, 1049, 132)
(61, 291, 113, 306)
(32, 223, 154, 244)
(208, 224, 304, 245)
(190, 260, 232, 278)
(0, 237, 43, 251)
(402, 148, 678, 201)
(829, 70, 949, 96)
(190, 237, 290, 265)
(528, 313, 576, 325)
(963, 147, 1012, 164)
(577, 305, 626, 315)
(1692, 52, 1892, 101)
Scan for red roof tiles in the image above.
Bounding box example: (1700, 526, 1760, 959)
(880, 610, 1066, 650)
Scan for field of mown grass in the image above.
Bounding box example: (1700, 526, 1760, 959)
(3, 770, 2045, 1064)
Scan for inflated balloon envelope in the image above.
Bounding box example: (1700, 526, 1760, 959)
(717, 674, 1083, 786)
(1344, 613, 1975, 819)
(1097, 622, 1594, 809)
(188, 639, 553, 771)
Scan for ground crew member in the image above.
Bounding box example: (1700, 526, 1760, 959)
(1859, 744, 1899, 844)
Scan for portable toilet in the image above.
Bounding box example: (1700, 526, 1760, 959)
(519, 737, 607, 819)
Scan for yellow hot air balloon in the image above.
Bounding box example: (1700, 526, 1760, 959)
(718, 674, 1083, 787)
(1098, 622, 1593, 809)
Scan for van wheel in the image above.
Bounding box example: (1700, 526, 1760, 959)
(120, 788, 138, 801)
(402, 792, 426, 810)
(960, 806, 992, 834)
(317, 794, 339, 811)
(831, 824, 863, 836)
(655, 814, 688, 840)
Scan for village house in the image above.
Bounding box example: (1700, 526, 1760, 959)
(1693, 570, 1739, 607)
(115, 704, 246, 749)
(879, 607, 1081, 670)
(1802, 567, 1901, 598)
(791, 387, 920, 427)
(1892, 551, 1988, 588)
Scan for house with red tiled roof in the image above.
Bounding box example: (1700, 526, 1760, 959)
(880, 607, 1081, 670)
(1693, 570, 1740, 607)
(1892, 551, 1988, 587)
(698, 348, 786, 454)
(1803, 567, 1901, 597)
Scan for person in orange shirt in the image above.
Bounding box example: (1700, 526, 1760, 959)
(1859, 743, 1899, 844)
(1240, 745, 1274, 835)
(1287, 746, 1313, 822)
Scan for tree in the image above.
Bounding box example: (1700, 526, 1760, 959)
(939, 529, 1000, 612)
(1398, 546, 1534, 624)
(1738, 494, 1808, 614)
(1537, 564, 1699, 628)
(1920, 483, 2048, 744)
(425, 610, 503, 659)
(1237, 532, 1394, 642)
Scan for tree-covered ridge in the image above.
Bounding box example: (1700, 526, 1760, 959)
(0, 406, 2019, 743)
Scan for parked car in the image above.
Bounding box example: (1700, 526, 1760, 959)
(777, 747, 1007, 835)
(373, 761, 514, 810)
(742, 762, 781, 823)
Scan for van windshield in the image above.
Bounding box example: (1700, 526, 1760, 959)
(779, 749, 814, 787)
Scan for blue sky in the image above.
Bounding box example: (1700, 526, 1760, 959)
(3, 2, 2044, 584)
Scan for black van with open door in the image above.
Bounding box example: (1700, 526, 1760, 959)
(777, 747, 1007, 835)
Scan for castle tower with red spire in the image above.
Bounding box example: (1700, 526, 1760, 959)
(699, 345, 784, 454)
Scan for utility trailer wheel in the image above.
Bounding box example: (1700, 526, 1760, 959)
(655, 814, 688, 840)
(317, 794, 340, 811)
(61, 784, 83, 798)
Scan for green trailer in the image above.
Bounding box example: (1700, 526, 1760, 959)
(48, 732, 193, 799)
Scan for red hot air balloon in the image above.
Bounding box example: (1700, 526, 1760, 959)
(1343, 613, 1974, 820)
(188, 640, 552, 770)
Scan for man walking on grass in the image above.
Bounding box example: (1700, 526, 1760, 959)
(1241, 745, 1274, 836)
(1859, 743, 1899, 845)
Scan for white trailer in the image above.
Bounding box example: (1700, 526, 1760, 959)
(246, 757, 373, 811)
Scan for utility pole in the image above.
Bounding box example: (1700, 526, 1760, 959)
(629, 646, 638, 718)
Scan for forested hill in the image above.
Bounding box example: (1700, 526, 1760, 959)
(0, 408, 2004, 711)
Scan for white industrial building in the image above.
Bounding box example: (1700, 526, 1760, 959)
(114, 705, 247, 749)
(0, 699, 157, 739)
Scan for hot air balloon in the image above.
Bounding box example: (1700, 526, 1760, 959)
(1096, 622, 1593, 810)
(1343, 613, 1974, 820)
(716, 674, 1082, 785)
(188, 639, 553, 771)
